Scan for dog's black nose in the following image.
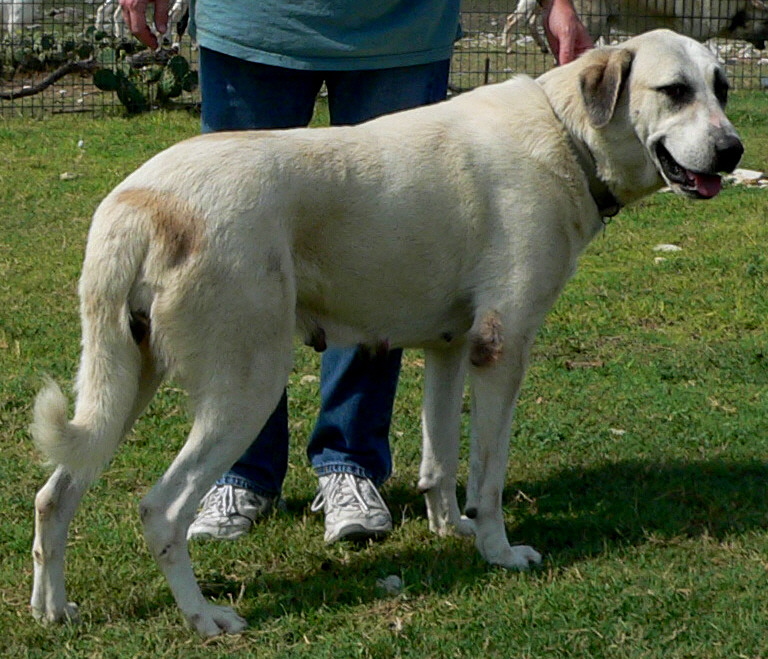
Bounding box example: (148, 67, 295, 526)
(716, 134, 744, 173)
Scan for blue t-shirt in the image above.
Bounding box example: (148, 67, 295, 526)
(189, 1, 461, 70)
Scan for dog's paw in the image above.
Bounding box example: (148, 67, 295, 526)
(504, 544, 542, 570)
(31, 601, 80, 625)
(188, 604, 247, 637)
(477, 536, 542, 570)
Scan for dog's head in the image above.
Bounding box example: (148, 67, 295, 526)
(539, 29, 743, 206)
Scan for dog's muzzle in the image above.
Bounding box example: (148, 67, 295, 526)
(654, 134, 744, 199)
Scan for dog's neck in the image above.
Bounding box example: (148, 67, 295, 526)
(537, 67, 623, 219)
(567, 134, 623, 218)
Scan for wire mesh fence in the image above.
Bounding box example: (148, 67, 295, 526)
(1, 0, 766, 116)
(0, 0, 196, 115)
(455, 0, 768, 90)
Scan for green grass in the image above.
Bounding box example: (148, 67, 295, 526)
(1, 92, 768, 658)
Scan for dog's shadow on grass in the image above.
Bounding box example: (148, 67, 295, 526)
(193, 458, 768, 624)
(509, 457, 768, 562)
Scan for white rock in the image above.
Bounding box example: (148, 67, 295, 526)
(376, 575, 403, 595)
(725, 168, 766, 185)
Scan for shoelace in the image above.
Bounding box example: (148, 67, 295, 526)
(202, 485, 238, 517)
(311, 473, 385, 513)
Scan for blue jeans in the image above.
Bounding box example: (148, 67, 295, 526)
(199, 47, 450, 496)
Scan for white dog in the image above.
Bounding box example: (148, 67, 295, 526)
(30, 30, 742, 636)
(503, 0, 768, 53)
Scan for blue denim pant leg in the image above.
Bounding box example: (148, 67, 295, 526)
(198, 47, 451, 493)
(308, 348, 403, 485)
(307, 60, 451, 484)
(199, 47, 323, 133)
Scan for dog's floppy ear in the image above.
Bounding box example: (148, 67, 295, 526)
(579, 49, 633, 128)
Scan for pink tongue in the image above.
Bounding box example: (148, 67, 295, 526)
(691, 171, 722, 198)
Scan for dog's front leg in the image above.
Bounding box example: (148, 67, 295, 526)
(466, 337, 541, 569)
(418, 345, 473, 537)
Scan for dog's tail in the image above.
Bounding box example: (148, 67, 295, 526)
(31, 199, 156, 485)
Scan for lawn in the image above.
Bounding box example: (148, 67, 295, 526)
(1, 91, 767, 658)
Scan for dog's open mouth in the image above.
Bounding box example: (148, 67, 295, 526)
(655, 141, 722, 199)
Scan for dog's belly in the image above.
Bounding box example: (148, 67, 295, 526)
(296, 293, 474, 352)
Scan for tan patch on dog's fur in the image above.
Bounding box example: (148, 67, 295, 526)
(116, 188, 204, 267)
(470, 310, 503, 367)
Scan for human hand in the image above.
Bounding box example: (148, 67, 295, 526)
(119, 0, 169, 49)
(541, 0, 593, 65)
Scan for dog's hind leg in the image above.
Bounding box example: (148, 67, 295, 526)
(31, 466, 87, 624)
(465, 331, 542, 570)
(418, 345, 474, 537)
(30, 298, 163, 625)
(138, 338, 293, 637)
(30, 361, 164, 626)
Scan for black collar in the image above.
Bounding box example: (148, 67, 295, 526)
(566, 134, 623, 218)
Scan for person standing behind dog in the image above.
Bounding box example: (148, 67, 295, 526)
(119, 0, 592, 546)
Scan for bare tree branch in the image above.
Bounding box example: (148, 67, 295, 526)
(0, 59, 99, 100)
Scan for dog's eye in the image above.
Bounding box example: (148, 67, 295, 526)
(657, 83, 692, 104)
(714, 74, 729, 106)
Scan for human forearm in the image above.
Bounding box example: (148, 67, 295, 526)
(540, 0, 593, 64)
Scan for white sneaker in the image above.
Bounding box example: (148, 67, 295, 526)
(187, 484, 278, 540)
(311, 473, 393, 544)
